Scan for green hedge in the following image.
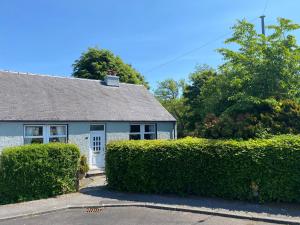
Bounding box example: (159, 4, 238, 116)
(106, 135, 300, 202)
(0, 143, 80, 204)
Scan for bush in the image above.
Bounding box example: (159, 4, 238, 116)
(0, 143, 80, 204)
(201, 99, 300, 139)
(106, 135, 300, 203)
(78, 155, 89, 174)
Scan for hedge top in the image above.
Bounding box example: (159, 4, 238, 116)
(107, 134, 300, 151)
(1, 142, 80, 155)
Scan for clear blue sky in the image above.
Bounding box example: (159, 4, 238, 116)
(1, 0, 299, 89)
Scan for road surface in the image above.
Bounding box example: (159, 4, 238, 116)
(1, 207, 282, 225)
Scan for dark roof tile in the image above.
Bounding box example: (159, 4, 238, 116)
(0, 71, 176, 122)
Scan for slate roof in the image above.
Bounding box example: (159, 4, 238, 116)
(0, 71, 176, 122)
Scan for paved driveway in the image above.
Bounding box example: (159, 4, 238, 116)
(1, 207, 279, 225)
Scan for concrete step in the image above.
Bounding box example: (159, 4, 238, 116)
(86, 169, 105, 177)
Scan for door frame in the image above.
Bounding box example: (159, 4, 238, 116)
(89, 124, 106, 169)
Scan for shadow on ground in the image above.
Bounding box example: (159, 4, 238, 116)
(80, 182, 300, 219)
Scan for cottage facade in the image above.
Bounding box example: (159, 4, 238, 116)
(0, 71, 176, 170)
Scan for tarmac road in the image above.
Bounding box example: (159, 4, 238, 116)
(0, 207, 283, 225)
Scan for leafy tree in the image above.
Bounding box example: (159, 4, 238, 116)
(183, 65, 219, 133)
(154, 79, 187, 137)
(184, 18, 300, 139)
(218, 18, 300, 104)
(72, 47, 149, 88)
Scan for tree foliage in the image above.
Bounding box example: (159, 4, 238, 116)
(154, 79, 187, 137)
(183, 18, 300, 139)
(72, 47, 149, 88)
(218, 18, 300, 102)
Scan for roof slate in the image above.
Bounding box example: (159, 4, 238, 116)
(0, 71, 176, 122)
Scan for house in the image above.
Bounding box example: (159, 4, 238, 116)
(0, 71, 176, 170)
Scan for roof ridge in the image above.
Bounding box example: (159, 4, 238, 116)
(0, 70, 144, 86)
(0, 70, 99, 82)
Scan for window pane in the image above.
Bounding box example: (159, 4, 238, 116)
(130, 125, 140, 133)
(144, 133, 156, 140)
(50, 126, 66, 136)
(25, 126, 43, 136)
(90, 125, 104, 131)
(49, 137, 67, 143)
(129, 134, 141, 140)
(24, 138, 43, 144)
(145, 124, 155, 132)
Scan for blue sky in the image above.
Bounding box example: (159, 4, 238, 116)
(0, 0, 299, 90)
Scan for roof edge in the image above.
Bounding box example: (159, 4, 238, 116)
(0, 70, 145, 87)
(0, 120, 176, 123)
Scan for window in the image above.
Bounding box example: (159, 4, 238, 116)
(90, 124, 105, 131)
(144, 124, 156, 140)
(24, 125, 67, 144)
(49, 125, 67, 143)
(129, 124, 156, 140)
(24, 126, 44, 144)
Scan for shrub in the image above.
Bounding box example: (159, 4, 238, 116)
(201, 99, 300, 139)
(0, 143, 80, 204)
(78, 155, 89, 174)
(106, 135, 300, 203)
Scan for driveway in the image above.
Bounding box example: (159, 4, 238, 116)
(0, 207, 278, 225)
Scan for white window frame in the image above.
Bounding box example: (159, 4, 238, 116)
(24, 125, 68, 144)
(48, 125, 68, 143)
(129, 124, 156, 140)
(24, 125, 44, 144)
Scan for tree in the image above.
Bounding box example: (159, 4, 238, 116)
(183, 65, 219, 133)
(154, 79, 187, 137)
(72, 47, 149, 88)
(218, 18, 300, 104)
(184, 18, 300, 139)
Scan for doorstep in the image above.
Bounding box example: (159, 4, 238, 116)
(86, 169, 105, 177)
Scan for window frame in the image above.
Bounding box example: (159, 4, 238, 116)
(24, 125, 44, 144)
(24, 124, 68, 144)
(129, 123, 156, 140)
(48, 125, 68, 143)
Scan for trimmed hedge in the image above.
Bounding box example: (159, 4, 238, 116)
(0, 143, 80, 204)
(106, 135, 300, 203)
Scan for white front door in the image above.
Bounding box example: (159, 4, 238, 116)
(90, 131, 105, 169)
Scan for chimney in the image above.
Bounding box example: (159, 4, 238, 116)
(104, 71, 119, 87)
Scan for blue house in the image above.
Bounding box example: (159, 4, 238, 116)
(0, 71, 176, 170)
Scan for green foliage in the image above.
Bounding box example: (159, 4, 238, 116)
(183, 18, 300, 138)
(72, 47, 149, 88)
(201, 99, 300, 139)
(218, 18, 300, 101)
(183, 65, 221, 133)
(106, 136, 300, 203)
(0, 143, 80, 204)
(154, 79, 187, 137)
(78, 155, 89, 174)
